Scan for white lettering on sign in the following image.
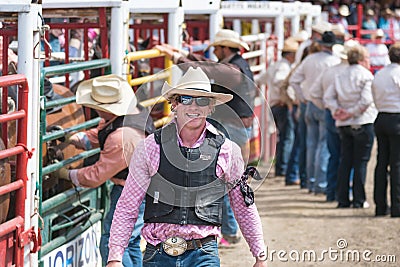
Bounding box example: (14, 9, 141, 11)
(41, 221, 102, 267)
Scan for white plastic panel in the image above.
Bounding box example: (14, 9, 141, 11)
(129, 0, 179, 13)
(42, 0, 125, 9)
(0, 0, 32, 12)
(182, 0, 221, 14)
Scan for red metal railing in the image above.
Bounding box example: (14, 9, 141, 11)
(0, 74, 31, 267)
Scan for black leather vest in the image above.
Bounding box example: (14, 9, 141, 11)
(212, 54, 256, 118)
(144, 123, 226, 226)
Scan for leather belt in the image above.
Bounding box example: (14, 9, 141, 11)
(154, 236, 216, 256)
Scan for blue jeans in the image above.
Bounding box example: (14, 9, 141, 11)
(298, 103, 308, 187)
(305, 102, 329, 192)
(271, 105, 295, 176)
(100, 185, 145, 266)
(221, 194, 238, 236)
(325, 109, 341, 201)
(143, 239, 220, 267)
(337, 124, 374, 207)
(285, 105, 307, 184)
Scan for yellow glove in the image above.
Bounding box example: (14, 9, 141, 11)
(53, 167, 70, 181)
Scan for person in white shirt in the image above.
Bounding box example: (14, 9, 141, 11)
(365, 29, 390, 73)
(310, 40, 358, 201)
(371, 43, 400, 217)
(325, 44, 378, 209)
(289, 31, 341, 194)
(256, 38, 298, 180)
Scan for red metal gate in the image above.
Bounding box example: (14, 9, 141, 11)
(0, 74, 38, 267)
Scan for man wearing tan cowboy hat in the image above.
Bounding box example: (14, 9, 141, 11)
(155, 28, 257, 247)
(53, 74, 155, 266)
(255, 38, 298, 182)
(106, 66, 268, 267)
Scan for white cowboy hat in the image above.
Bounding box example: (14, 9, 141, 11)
(292, 30, 309, 42)
(339, 5, 350, 17)
(161, 66, 233, 105)
(205, 29, 250, 51)
(332, 39, 360, 59)
(76, 74, 139, 116)
(311, 21, 332, 34)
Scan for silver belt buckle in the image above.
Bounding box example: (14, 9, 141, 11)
(162, 236, 187, 256)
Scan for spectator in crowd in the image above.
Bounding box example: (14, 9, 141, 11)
(54, 74, 154, 266)
(255, 38, 298, 181)
(289, 31, 341, 194)
(378, 8, 397, 40)
(155, 29, 257, 246)
(324, 44, 378, 209)
(362, 9, 378, 40)
(371, 43, 400, 217)
(283, 40, 321, 189)
(106, 66, 268, 267)
(365, 28, 391, 73)
(295, 21, 331, 65)
(338, 5, 351, 34)
(311, 40, 358, 201)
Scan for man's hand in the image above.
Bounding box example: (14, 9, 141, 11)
(253, 259, 268, 267)
(154, 45, 173, 60)
(53, 167, 70, 181)
(106, 261, 123, 267)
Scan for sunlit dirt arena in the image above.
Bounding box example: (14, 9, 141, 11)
(220, 142, 399, 267)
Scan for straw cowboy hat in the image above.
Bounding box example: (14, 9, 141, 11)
(76, 74, 139, 116)
(332, 39, 360, 59)
(205, 29, 250, 51)
(282, 38, 299, 52)
(161, 66, 233, 105)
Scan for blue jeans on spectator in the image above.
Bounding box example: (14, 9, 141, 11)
(285, 105, 307, 185)
(143, 239, 220, 267)
(325, 109, 341, 201)
(305, 102, 329, 193)
(298, 103, 308, 187)
(271, 105, 295, 176)
(100, 185, 145, 266)
(221, 194, 238, 237)
(337, 124, 374, 207)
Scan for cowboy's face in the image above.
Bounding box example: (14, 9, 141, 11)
(174, 95, 213, 130)
(213, 45, 226, 61)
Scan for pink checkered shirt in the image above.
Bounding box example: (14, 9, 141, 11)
(107, 122, 266, 262)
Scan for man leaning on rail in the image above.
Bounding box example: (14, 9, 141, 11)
(53, 74, 154, 266)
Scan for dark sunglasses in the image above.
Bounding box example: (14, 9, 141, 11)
(176, 95, 211, 107)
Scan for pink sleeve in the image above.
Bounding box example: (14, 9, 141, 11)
(229, 187, 266, 257)
(108, 136, 159, 262)
(220, 140, 266, 257)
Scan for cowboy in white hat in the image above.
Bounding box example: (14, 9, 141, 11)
(54, 74, 153, 266)
(106, 66, 268, 267)
(155, 29, 257, 247)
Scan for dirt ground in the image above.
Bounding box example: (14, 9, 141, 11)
(220, 144, 400, 267)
